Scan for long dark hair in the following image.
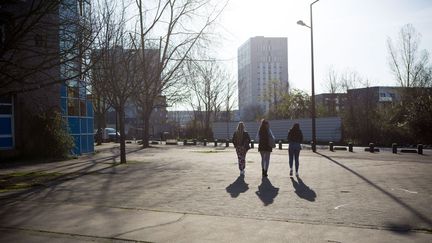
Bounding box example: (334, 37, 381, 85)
(236, 122, 245, 145)
(291, 123, 300, 131)
(289, 123, 303, 141)
(259, 119, 269, 137)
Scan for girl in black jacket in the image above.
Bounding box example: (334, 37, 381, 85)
(232, 122, 251, 176)
(287, 123, 303, 176)
(258, 119, 275, 177)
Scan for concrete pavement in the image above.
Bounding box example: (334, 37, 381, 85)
(0, 143, 431, 242)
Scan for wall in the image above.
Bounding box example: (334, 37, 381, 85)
(212, 117, 342, 142)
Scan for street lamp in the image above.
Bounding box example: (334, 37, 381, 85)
(297, 0, 320, 152)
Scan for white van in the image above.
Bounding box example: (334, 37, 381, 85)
(95, 128, 120, 142)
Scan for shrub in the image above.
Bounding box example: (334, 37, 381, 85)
(24, 110, 74, 159)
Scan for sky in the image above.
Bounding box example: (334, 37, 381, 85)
(213, 0, 432, 96)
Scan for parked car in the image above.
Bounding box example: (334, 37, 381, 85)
(95, 128, 120, 142)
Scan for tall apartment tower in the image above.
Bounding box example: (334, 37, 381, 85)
(237, 36, 289, 120)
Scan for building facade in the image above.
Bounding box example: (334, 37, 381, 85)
(237, 36, 289, 120)
(0, 0, 93, 156)
(315, 93, 347, 116)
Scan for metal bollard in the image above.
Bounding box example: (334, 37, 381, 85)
(348, 142, 353, 152)
(203, 139, 207, 146)
(418, 144, 423, 155)
(329, 142, 334, 152)
(225, 140, 229, 147)
(369, 143, 374, 153)
(193, 139, 197, 146)
(251, 140, 254, 149)
(183, 139, 187, 146)
(279, 140, 282, 150)
(214, 139, 218, 147)
(392, 143, 397, 154)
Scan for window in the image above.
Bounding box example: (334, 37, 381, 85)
(0, 95, 13, 150)
(68, 85, 79, 98)
(80, 100, 87, 116)
(0, 105, 12, 114)
(68, 98, 79, 116)
(379, 93, 386, 97)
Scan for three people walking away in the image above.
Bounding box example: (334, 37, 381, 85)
(232, 122, 251, 176)
(257, 119, 275, 177)
(287, 123, 303, 177)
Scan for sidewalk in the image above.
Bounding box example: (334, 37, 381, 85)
(0, 144, 431, 242)
(1, 202, 431, 243)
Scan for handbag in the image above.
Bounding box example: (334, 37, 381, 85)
(245, 142, 250, 151)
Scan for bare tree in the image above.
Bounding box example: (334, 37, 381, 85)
(339, 68, 362, 92)
(91, 1, 140, 163)
(387, 24, 430, 88)
(186, 59, 227, 138)
(387, 24, 432, 144)
(262, 78, 289, 119)
(0, 0, 98, 96)
(323, 66, 341, 94)
(133, 0, 228, 147)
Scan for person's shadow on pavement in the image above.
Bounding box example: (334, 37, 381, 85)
(290, 176, 316, 202)
(226, 175, 249, 198)
(255, 177, 279, 206)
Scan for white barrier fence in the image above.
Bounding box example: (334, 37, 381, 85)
(212, 117, 342, 142)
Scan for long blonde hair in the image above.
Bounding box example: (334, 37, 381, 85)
(236, 122, 245, 145)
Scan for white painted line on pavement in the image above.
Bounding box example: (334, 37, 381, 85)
(391, 188, 418, 194)
(334, 204, 349, 210)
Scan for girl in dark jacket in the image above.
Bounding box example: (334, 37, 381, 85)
(257, 119, 275, 177)
(287, 123, 303, 176)
(232, 122, 251, 175)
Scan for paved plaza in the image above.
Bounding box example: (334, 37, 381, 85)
(0, 143, 431, 242)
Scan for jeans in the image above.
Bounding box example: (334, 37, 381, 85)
(289, 146, 300, 172)
(260, 151, 271, 170)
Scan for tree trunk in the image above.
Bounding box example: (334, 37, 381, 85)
(118, 106, 126, 163)
(96, 113, 103, 145)
(141, 112, 151, 148)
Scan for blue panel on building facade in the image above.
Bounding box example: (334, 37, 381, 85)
(87, 118, 94, 133)
(86, 101, 93, 117)
(72, 135, 80, 154)
(60, 84, 67, 98)
(61, 98, 67, 115)
(80, 118, 87, 134)
(87, 135, 94, 151)
(0, 118, 12, 134)
(0, 137, 13, 148)
(68, 117, 80, 134)
(81, 135, 88, 153)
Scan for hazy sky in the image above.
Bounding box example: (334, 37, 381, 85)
(215, 0, 432, 95)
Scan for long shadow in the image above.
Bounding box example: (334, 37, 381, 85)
(317, 152, 432, 228)
(225, 175, 249, 198)
(0, 147, 145, 204)
(290, 176, 316, 202)
(255, 177, 279, 206)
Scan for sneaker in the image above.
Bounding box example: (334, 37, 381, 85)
(264, 170, 268, 177)
(296, 172, 299, 177)
(289, 169, 293, 177)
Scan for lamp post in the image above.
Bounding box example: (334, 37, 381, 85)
(297, 0, 320, 152)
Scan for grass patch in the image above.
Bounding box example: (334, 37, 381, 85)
(0, 171, 62, 192)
